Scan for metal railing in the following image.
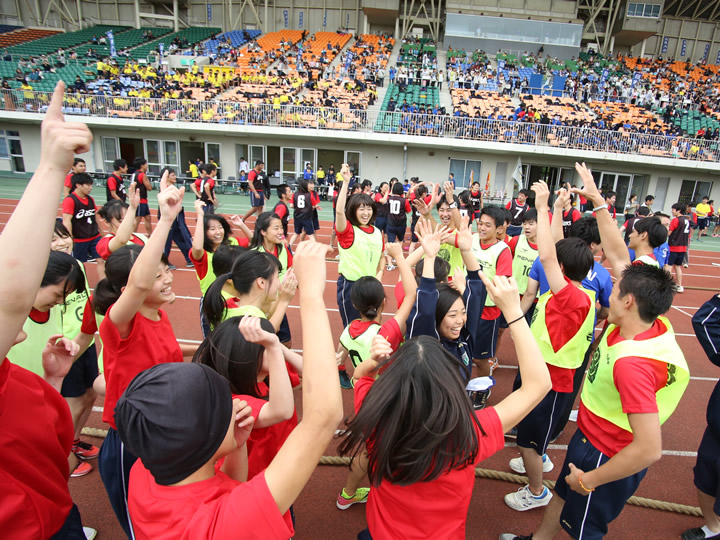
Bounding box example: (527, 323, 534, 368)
(2, 89, 718, 163)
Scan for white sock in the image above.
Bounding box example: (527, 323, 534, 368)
(701, 525, 717, 537)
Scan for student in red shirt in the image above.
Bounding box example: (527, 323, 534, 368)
(96, 185, 146, 260)
(668, 202, 691, 293)
(93, 185, 189, 537)
(273, 184, 293, 238)
(1, 82, 95, 538)
(115, 241, 343, 540)
(62, 156, 86, 197)
(338, 271, 551, 540)
(131, 157, 152, 235)
(62, 172, 101, 262)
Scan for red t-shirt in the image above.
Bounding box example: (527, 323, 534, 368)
(480, 244, 512, 320)
(0, 359, 74, 538)
(64, 172, 73, 188)
(128, 463, 293, 540)
(336, 224, 385, 251)
(504, 235, 538, 257)
(274, 202, 288, 220)
(578, 319, 670, 457)
(61, 194, 95, 215)
(346, 318, 404, 352)
(354, 376, 504, 540)
(542, 279, 593, 392)
(96, 233, 145, 260)
(100, 306, 183, 429)
(668, 217, 688, 252)
(81, 296, 98, 335)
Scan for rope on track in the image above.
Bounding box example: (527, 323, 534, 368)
(684, 285, 720, 292)
(80, 430, 702, 517)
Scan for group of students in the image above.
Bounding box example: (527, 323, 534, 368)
(3, 83, 718, 540)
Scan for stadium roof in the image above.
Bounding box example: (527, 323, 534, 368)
(662, 0, 720, 22)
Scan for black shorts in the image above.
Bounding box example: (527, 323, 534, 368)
(375, 216, 388, 234)
(410, 218, 420, 242)
(294, 218, 315, 235)
(506, 224, 523, 237)
(667, 251, 686, 266)
(516, 389, 572, 455)
(135, 202, 150, 217)
(72, 236, 100, 263)
(555, 429, 647, 539)
(694, 427, 720, 515)
(474, 316, 501, 359)
(60, 343, 99, 398)
(386, 225, 406, 243)
(250, 191, 265, 208)
(698, 217, 709, 230)
(277, 314, 292, 343)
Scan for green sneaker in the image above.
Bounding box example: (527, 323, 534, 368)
(336, 487, 370, 510)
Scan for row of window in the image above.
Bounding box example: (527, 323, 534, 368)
(627, 3, 661, 18)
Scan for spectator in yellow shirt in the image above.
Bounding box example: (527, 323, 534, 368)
(696, 196, 712, 241)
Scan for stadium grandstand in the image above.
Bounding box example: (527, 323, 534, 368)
(0, 0, 719, 212)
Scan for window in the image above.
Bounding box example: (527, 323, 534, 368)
(101, 137, 119, 171)
(6, 132, 24, 172)
(449, 159, 482, 189)
(0, 130, 9, 159)
(679, 180, 712, 206)
(627, 3, 661, 18)
(144, 140, 179, 176)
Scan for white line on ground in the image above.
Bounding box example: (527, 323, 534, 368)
(672, 305, 695, 318)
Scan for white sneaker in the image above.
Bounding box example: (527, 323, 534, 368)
(509, 454, 554, 474)
(569, 409, 578, 422)
(504, 485, 553, 511)
(677, 286, 684, 293)
(386, 264, 396, 271)
(83, 528, 97, 540)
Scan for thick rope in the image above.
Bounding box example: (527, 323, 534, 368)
(81, 430, 702, 517)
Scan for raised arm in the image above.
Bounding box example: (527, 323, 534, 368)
(107, 183, 139, 253)
(334, 164, 352, 234)
(108, 186, 184, 338)
(574, 162, 630, 278)
(444, 181, 462, 230)
(478, 273, 551, 433)
(264, 241, 342, 514)
(532, 181, 566, 295)
(0, 82, 92, 360)
(551, 186, 568, 243)
(191, 199, 206, 261)
(386, 242, 417, 332)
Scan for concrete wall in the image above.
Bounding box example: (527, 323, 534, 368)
(443, 36, 580, 59)
(3, 119, 720, 214)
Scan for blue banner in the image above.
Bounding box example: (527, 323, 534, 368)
(323, 9, 327, 27)
(717, 49, 720, 64)
(159, 42, 164, 57)
(631, 71, 642, 87)
(661, 36, 669, 53)
(299, 10, 303, 28)
(283, 9, 288, 28)
(207, 3, 212, 21)
(346, 12, 349, 28)
(704, 43, 710, 60)
(681, 39, 687, 56)
(106, 30, 116, 57)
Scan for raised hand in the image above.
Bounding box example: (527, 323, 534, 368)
(385, 242, 403, 260)
(340, 163, 352, 182)
(293, 240, 330, 298)
(415, 219, 446, 259)
(232, 398, 255, 448)
(41, 82, 93, 173)
(573, 162, 603, 206)
(129, 182, 140, 209)
(42, 334, 80, 390)
(531, 180, 550, 212)
(553, 182, 571, 211)
(477, 273, 522, 320)
(278, 268, 298, 302)
(238, 315, 280, 348)
(369, 334, 393, 363)
(229, 215, 244, 228)
(455, 215, 474, 252)
(158, 185, 185, 222)
(193, 198, 206, 214)
(443, 180, 455, 200)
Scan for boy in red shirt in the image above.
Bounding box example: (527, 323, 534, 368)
(62, 156, 85, 197)
(668, 202, 691, 292)
(62, 172, 100, 262)
(131, 157, 152, 235)
(504, 182, 594, 512)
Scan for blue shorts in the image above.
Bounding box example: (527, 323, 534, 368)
(694, 427, 720, 515)
(72, 236, 100, 262)
(667, 251, 686, 266)
(294, 218, 315, 235)
(516, 389, 572, 455)
(386, 225, 406, 243)
(50, 504, 84, 540)
(410, 218, 420, 242)
(250, 191, 265, 208)
(507, 224, 523, 237)
(474, 316, 501, 359)
(277, 314, 292, 343)
(135, 202, 150, 217)
(375, 216, 388, 234)
(337, 274, 360, 328)
(60, 343, 98, 398)
(99, 427, 139, 539)
(555, 429, 647, 539)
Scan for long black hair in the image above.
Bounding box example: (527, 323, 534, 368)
(203, 214, 233, 253)
(94, 244, 169, 315)
(203, 250, 281, 328)
(350, 276, 385, 319)
(193, 316, 276, 398)
(250, 212, 286, 258)
(338, 336, 484, 486)
(42, 251, 85, 298)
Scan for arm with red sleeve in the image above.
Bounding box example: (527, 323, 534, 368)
(506, 235, 520, 256)
(496, 248, 513, 277)
(72, 297, 97, 358)
(61, 195, 75, 236)
(275, 202, 288, 221)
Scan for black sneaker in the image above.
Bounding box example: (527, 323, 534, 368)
(682, 527, 720, 540)
(186, 261, 195, 268)
(472, 389, 491, 410)
(339, 370, 352, 389)
(499, 534, 533, 540)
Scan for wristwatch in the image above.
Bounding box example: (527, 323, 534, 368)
(449, 202, 458, 209)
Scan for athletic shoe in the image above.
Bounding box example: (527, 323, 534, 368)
(339, 370, 352, 389)
(72, 440, 100, 460)
(505, 427, 518, 440)
(186, 261, 195, 268)
(682, 527, 720, 540)
(509, 454, 554, 474)
(336, 487, 370, 510)
(71, 461, 93, 477)
(83, 527, 98, 540)
(86, 258, 96, 263)
(569, 409, 578, 422)
(677, 286, 685, 293)
(683, 263, 689, 268)
(334, 254, 341, 260)
(167, 264, 177, 271)
(473, 389, 491, 410)
(488, 357, 499, 375)
(504, 485, 552, 511)
(499, 535, 533, 540)
(386, 264, 397, 271)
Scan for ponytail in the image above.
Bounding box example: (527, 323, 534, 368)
(94, 245, 142, 315)
(350, 276, 385, 320)
(202, 250, 281, 328)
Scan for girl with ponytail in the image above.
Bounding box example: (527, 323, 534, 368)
(96, 183, 145, 261)
(93, 186, 187, 538)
